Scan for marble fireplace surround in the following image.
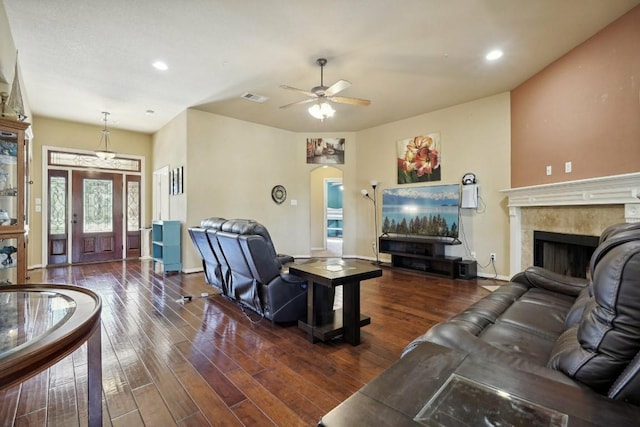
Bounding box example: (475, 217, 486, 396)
(502, 173, 640, 277)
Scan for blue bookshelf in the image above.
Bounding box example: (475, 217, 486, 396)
(151, 220, 181, 274)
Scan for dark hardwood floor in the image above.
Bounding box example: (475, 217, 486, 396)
(0, 259, 500, 426)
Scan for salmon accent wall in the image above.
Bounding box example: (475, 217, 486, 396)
(511, 5, 640, 188)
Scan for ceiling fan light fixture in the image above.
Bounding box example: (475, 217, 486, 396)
(308, 102, 335, 121)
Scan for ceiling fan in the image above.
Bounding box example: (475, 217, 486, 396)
(279, 58, 371, 114)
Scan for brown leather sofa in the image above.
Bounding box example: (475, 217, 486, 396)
(403, 224, 640, 406)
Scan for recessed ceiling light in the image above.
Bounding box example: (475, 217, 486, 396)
(486, 50, 503, 61)
(152, 61, 168, 71)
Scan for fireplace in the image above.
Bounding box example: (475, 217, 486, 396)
(502, 173, 640, 277)
(533, 231, 598, 278)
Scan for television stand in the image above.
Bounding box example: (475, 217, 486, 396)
(379, 236, 461, 278)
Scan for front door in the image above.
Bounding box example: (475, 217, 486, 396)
(71, 170, 123, 263)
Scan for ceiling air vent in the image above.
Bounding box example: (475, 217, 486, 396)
(241, 92, 268, 103)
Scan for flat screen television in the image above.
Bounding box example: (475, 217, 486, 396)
(381, 184, 459, 239)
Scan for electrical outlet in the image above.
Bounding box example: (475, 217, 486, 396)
(565, 161, 572, 173)
(546, 165, 552, 176)
(471, 251, 476, 260)
(490, 253, 496, 262)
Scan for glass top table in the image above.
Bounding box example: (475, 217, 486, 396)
(0, 284, 102, 426)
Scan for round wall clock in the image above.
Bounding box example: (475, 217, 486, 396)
(271, 185, 287, 204)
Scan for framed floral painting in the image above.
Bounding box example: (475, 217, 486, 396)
(396, 132, 441, 184)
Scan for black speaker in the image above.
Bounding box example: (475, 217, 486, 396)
(457, 260, 477, 279)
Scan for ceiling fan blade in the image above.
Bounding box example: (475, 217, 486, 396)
(279, 98, 318, 109)
(279, 85, 317, 98)
(328, 96, 371, 106)
(324, 79, 351, 97)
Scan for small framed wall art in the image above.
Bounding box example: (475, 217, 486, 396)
(169, 166, 184, 195)
(306, 137, 345, 164)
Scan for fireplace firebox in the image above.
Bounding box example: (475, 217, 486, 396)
(533, 231, 599, 279)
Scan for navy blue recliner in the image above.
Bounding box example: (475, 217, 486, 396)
(189, 218, 309, 323)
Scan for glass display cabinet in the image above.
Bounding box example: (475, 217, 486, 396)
(0, 118, 29, 284)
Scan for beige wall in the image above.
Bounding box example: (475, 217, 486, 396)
(153, 109, 187, 220)
(184, 110, 300, 271)
(511, 5, 640, 187)
(355, 93, 512, 276)
(29, 116, 153, 267)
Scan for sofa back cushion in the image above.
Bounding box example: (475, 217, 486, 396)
(215, 230, 262, 313)
(200, 217, 227, 229)
(222, 219, 280, 262)
(548, 239, 640, 394)
(598, 222, 640, 244)
(188, 227, 225, 291)
(239, 235, 281, 284)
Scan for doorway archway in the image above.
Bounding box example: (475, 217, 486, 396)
(310, 166, 343, 257)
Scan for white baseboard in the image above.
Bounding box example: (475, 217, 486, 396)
(476, 272, 510, 282)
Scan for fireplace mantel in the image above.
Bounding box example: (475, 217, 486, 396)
(501, 172, 640, 277)
(502, 172, 640, 208)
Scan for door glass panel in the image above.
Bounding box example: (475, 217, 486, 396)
(83, 179, 113, 233)
(127, 180, 140, 231)
(49, 176, 67, 234)
(49, 151, 140, 172)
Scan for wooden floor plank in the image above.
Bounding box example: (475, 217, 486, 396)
(0, 385, 20, 427)
(226, 368, 306, 426)
(173, 341, 246, 407)
(14, 408, 46, 427)
(47, 381, 78, 427)
(99, 324, 139, 420)
(1, 259, 495, 426)
(15, 370, 48, 417)
(230, 399, 277, 427)
(169, 356, 244, 426)
(111, 410, 145, 427)
(132, 384, 177, 427)
(136, 347, 200, 421)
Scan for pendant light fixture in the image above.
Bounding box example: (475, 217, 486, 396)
(95, 111, 116, 160)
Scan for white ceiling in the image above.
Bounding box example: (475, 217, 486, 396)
(4, 0, 639, 134)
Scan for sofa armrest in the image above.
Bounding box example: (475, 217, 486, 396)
(277, 254, 295, 265)
(511, 266, 588, 297)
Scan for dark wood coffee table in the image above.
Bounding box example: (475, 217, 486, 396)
(289, 259, 382, 345)
(319, 341, 640, 426)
